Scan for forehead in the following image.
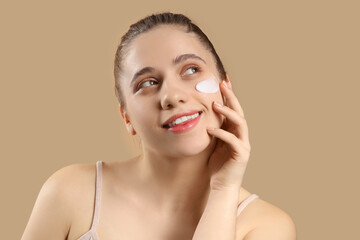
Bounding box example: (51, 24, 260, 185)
(122, 25, 214, 76)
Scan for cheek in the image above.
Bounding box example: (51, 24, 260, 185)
(193, 74, 224, 105)
(195, 75, 219, 93)
(194, 84, 224, 127)
(194, 87, 224, 125)
(125, 99, 150, 127)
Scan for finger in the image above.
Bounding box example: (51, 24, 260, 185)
(213, 101, 250, 143)
(207, 127, 251, 157)
(220, 80, 245, 118)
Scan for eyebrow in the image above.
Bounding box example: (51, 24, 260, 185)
(173, 53, 206, 65)
(130, 67, 156, 87)
(130, 53, 206, 86)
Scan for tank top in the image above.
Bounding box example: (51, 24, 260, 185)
(76, 161, 259, 240)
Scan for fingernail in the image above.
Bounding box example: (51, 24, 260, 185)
(226, 80, 232, 89)
(214, 101, 223, 108)
(225, 75, 232, 88)
(222, 80, 229, 88)
(226, 75, 230, 82)
(225, 81, 232, 89)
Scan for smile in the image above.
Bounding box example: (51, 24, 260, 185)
(167, 112, 200, 127)
(162, 111, 202, 133)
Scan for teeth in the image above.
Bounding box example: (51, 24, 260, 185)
(168, 112, 199, 127)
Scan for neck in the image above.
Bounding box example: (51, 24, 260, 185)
(136, 138, 217, 216)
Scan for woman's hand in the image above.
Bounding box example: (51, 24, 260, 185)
(207, 76, 251, 191)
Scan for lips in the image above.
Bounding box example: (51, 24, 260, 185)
(162, 110, 202, 128)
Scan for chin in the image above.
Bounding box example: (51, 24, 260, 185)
(163, 133, 215, 158)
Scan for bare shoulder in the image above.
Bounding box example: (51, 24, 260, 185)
(237, 197, 297, 240)
(22, 163, 96, 240)
(49, 162, 96, 194)
(42, 163, 96, 206)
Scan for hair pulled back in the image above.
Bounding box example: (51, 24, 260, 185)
(114, 12, 227, 109)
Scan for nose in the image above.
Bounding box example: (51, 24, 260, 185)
(159, 77, 188, 109)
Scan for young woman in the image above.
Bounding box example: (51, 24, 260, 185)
(22, 12, 296, 240)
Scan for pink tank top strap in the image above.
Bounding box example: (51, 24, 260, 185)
(237, 193, 259, 216)
(90, 160, 103, 231)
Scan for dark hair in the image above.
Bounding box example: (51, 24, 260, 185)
(114, 12, 227, 109)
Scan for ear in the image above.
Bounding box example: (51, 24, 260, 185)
(119, 105, 136, 135)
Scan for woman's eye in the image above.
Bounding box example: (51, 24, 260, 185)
(183, 66, 199, 75)
(138, 79, 158, 90)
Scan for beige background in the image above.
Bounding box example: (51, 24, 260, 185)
(1, 0, 359, 239)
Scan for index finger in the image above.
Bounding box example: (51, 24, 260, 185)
(220, 76, 245, 117)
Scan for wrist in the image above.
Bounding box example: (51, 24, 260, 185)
(207, 186, 240, 209)
(210, 179, 242, 192)
(210, 183, 241, 193)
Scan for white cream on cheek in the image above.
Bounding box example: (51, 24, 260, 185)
(195, 75, 219, 93)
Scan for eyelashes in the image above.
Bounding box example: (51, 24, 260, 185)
(135, 65, 201, 92)
(183, 66, 200, 76)
(137, 79, 158, 90)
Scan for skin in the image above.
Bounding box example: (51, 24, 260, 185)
(21, 25, 297, 240)
(120, 25, 228, 212)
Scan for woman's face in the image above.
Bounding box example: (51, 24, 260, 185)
(121, 25, 225, 157)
